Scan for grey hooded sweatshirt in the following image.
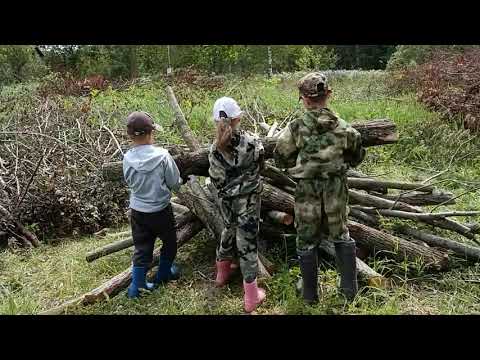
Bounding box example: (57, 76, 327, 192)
(123, 144, 182, 213)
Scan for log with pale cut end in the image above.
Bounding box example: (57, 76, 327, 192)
(347, 220, 449, 271)
(102, 119, 399, 182)
(39, 219, 204, 315)
(267, 210, 294, 226)
(397, 226, 480, 263)
(85, 210, 198, 262)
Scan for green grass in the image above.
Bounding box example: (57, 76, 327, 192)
(2, 71, 480, 315)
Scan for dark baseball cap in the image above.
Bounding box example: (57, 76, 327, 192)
(126, 111, 161, 136)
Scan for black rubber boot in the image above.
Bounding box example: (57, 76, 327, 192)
(297, 248, 319, 305)
(334, 241, 358, 301)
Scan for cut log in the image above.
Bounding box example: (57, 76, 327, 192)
(85, 210, 198, 262)
(355, 206, 479, 242)
(262, 164, 297, 189)
(166, 86, 201, 150)
(86, 237, 133, 262)
(102, 119, 399, 182)
(397, 226, 480, 263)
(347, 220, 449, 271)
(348, 207, 380, 227)
(377, 191, 456, 206)
(349, 119, 398, 146)
(348, 189, 423, 213)
(267, 210, 294, 226)
(39, 219, 204, 315)
(347, 178, 435, 193)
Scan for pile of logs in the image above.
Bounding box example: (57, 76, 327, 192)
(40, 86, 480, 314)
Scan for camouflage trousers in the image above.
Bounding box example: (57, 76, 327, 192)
(217, 192, 260, 283)
(294, 176, 353, 252)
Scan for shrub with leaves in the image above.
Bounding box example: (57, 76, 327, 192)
(395, 48, 480, 131)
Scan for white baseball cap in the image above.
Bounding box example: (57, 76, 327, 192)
(212, 97, 244, 122)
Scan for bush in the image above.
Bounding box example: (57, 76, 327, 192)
(386, 45, 477, 71)
(295, 46, 337, 71)
(394, 48, 480, 131)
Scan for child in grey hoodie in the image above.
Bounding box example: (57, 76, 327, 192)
(123, 111, 183, 298)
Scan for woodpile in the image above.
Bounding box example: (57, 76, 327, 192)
(41, 86, 480, 314)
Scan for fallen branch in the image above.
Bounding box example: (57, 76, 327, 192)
(39, 219, 204, 315)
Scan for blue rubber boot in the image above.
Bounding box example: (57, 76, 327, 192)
(127, 266, 154, 299)
(154, 256, 181, 286)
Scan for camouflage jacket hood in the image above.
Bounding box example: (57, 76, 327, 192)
(208, 129, 264, 198)
(273, 108, 365, 179)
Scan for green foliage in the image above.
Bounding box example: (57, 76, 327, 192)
(295, 46, 337, 71)
(0, 46, 48, 85)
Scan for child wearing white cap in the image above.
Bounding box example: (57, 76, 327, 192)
(208, 97, 266, 313)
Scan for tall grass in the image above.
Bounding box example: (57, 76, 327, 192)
(2, 71, 480, 314)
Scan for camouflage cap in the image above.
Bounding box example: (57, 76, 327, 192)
(297, 72, 330, 98)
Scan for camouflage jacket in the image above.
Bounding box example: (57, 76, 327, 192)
(274, 108, 365, 179)
(209, 129, 265, 198)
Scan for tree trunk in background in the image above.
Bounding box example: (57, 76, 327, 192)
(128, 46, 138, 80)
(267, 46, 273, 78)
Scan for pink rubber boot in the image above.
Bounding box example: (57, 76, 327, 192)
(215, 260, 232, 287)
(243, 279, 266, 313)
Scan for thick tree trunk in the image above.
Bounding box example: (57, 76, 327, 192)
(39, 219, 204, 315)
(347, 220, 449, 271)
(101, 119, 398, 182)
(397, 226, 480, 262)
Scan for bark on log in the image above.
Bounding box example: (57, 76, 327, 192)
(166, 86, 201, 150)
(377, 191, 456, 206)
(355, 206, 478, 241)
(348, 207, 380, 227)
(85, 210, 198, 262)
(347, 220, 449, 271)
(397, 226, 480, 262)
(39, 219, 204, 315)
(260, 184, 449, 271)
(349, 119, 398, 146)
(102, 119, 398, 182)
(347, 178, 435, 193)
(262, 164, 297, 189)
(348, 189, 423, 213)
